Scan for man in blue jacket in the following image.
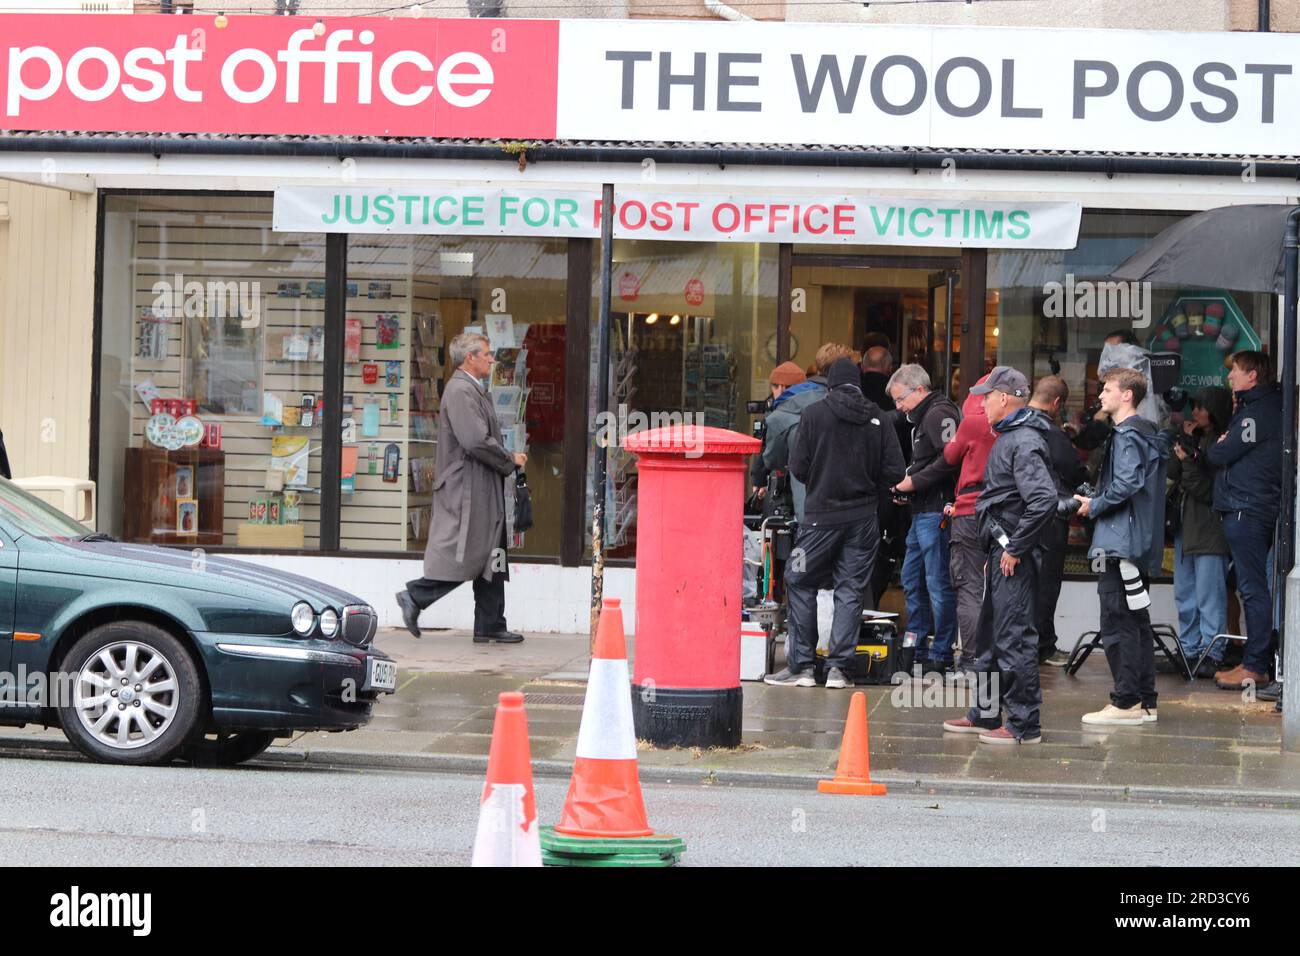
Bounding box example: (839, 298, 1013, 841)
(1074, 368, 1168, 726)
(1207, 351, 1283, 691)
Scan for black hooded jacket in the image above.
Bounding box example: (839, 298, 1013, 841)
(789, 383, 906, 528)
(974, 407, 1059, 557)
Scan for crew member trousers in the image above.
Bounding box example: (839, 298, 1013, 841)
(1098, 560, 1157, 710)
(785, 516, 878, 676)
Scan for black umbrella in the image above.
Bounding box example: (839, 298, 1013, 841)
(1111, 203, 1299, 293)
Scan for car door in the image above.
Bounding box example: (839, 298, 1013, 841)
(0, 526, 15, 677)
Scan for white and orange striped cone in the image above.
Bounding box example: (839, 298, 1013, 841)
(540, 598, 685, 866)
(471, 691, 542, 867)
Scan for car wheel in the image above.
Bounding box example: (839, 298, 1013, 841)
(57, 622, 204, 766)
(183, 731, 277, 768)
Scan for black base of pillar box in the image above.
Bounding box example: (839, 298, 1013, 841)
(631, 685, 743, 748)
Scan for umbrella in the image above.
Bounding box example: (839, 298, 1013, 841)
(1110, 203, 1299, 293)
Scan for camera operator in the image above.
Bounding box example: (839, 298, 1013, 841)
(1029, 376, 1089, 667)
(1169, 386, 1232, 679)
(941, 367, 1057, 744)
(750, 362, 808, 516)
(764, 359, 905, 689)
(1073, 367, 1168, 726)
(754, 361, 821, 522)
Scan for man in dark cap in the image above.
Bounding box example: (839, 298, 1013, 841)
(941, 366, 1057, 743)
(764, 358, 905, 689)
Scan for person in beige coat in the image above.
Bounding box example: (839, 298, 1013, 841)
(396, 332, 527, 642)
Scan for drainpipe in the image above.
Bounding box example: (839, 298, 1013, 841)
(1260, 0, 1270, 31)
(705, 0, 752, 20)
(1282, 207, 1299, 749)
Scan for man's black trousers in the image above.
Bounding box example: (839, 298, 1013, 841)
(964, 543, 1044, 739)
(1035, 518, 1069, 659)
(785, 516, 878, 675)
(1098, 560, 1157, 709)
(406, 574, 507, 635)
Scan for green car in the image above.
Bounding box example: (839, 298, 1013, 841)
(0, 478, 396, 766)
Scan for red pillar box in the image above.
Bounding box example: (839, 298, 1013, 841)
(622, 424, 762, 748)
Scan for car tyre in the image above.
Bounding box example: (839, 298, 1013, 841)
(182, 731, 278, 768)
(57, 622, 204, 766)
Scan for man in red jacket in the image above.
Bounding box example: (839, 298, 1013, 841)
(943, 374, 994, 669)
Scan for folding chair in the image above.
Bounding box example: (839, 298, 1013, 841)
(1192, 633, 1248, 679)
(1064, 623, 1193, 680)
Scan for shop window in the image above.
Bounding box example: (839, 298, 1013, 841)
(988, 209, 1275, 577)
(341, 235, 569, 559)
(589, 240, 777, 559)
(98, 195, 326, 550)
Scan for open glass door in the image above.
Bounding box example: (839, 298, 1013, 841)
(928, 269, 960, 396)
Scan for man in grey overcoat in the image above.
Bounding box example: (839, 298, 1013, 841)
(396, 332, 527, 642)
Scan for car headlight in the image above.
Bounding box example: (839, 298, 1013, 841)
(291, 601, 316, 636)
(320, 608, 339, 638)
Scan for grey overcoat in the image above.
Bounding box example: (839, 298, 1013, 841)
(422, 369, 516, 582)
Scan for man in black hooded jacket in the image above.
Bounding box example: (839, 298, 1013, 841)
(765, 358, 906, 689)
(941, 366, 1057, 744)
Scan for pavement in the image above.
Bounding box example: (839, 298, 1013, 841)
(6, 627, 1300, 808)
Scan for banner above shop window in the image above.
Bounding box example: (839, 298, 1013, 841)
(273, 186, 1082, 249)
(8, 13, 1300, 155)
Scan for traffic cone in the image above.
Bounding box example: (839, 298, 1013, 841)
(555, 598, 653, 838)
(541, 598, 685, 866)
(471, 691, 541, 867)
(818, 690, 887, 796)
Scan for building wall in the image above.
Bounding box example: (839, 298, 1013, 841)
(129, 0, 1299, 29)
(0, 181, 98, 481)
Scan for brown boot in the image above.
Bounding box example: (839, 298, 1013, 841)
(1214, 665, 1268, 690)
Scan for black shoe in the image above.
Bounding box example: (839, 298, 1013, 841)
(473, 630, 524, 644)
(1256, 680, 1282, 702)
(395, 591, 421, 638)
(1155, 657, 1184, 675)
(1194, 658, 1224, 679)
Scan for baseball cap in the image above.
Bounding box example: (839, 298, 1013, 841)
(969, 366, 1029, 398)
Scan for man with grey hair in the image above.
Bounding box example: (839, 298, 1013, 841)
(396, 332, 528, 642)
(887, 363, 960, 671)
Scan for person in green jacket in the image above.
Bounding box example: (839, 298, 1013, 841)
(1168, 386, 1232, 678)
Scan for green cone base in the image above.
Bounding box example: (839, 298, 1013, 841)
(540, 826, 685, 867)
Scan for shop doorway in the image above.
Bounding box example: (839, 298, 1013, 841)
(785, 250, 962, 395)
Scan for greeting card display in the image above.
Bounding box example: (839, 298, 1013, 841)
(375, 314, 400, 349)
(176, 499, 198, 535)
(345, 318, 362, 363)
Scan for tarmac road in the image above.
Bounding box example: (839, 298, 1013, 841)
(0, 755, 1297, 867)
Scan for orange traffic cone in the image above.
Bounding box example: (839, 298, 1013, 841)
(553, 599, 654, 838)
(471, 691, 542, 866)
(818, 690, 887, 796)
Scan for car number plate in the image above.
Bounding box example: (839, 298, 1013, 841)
(364, 657, 397, 693)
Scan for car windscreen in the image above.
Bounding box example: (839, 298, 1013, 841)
(0, 478, 93, 539)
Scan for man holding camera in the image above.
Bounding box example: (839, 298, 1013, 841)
(1073, 368, 1168, 726)
(941, 367, 1057, 744)
(887, 364, 960, 671)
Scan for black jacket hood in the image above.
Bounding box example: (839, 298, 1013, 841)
(824, 385, 873, 425)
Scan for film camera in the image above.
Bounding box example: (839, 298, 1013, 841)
(746, 398, 770, 443)
(1057, 481, 1099, 519)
